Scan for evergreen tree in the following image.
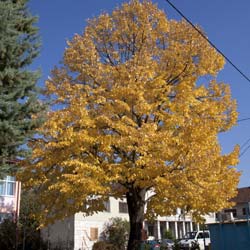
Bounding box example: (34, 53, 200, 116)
(0, 0, 45, 175)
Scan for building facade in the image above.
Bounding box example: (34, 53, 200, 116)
(208, 187, 250, 250)
(0, 176, 21, 222)
(42, 197, 215, 250)
(216, 186, 250, 222)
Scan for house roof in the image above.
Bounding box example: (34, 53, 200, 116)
(231, 187, 250, 204)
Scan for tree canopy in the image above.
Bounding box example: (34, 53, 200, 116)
(0, 0, 45, 175)
(20, 1, 239, 249)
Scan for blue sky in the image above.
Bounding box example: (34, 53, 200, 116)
(29, 0, 250, 187)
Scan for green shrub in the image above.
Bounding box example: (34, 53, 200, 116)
(92, 241, 118, 250)
(164, 229, 175, 240)
(100, 217, 130, 250)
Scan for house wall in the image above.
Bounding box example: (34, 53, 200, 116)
(218, 203, 250, 221)
(0, 177, 21, 222)
(233, 203, 250, 219)
(42, 197, 216, 250)
(144, 213, 215, 240)
(74, 197, 129, 250)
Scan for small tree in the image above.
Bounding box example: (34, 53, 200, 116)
(101, 217, 130, 250)
(92, 241, 118, 250)
(18, 190, 46, 250)
(0, 191, 46, 250)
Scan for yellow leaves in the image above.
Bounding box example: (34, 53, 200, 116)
(19, 0, 240, 226)
(221, 145, 240, 167)
(167, 20, 225, 78)
(114, 99, 130, 112)
(96, 115, 112, 128)
(112, 0, 169, 44)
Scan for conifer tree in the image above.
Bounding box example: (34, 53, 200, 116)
(0, 0, 44, 174)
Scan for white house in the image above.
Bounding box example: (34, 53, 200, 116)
(41, 196, 216, 250)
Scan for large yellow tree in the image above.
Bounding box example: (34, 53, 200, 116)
(21, 1, 240, 249)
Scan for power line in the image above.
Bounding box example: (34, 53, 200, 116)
(166, 1, 250, 124)
(239, 135, 250, 158)
(165, 0, 250, 84)
(240, 137, 250, 150)
(165, 0, 250, 158)
(240, 144, 250, 158)
(238, 117, 250, 123)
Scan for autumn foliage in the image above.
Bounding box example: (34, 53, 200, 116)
(20, 1, 239, 249)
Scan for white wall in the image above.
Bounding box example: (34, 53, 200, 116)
(41, 197, 216, 250)
(74, 197, 129, 250)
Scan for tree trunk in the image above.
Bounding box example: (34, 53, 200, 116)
(126, 187, 146, 250)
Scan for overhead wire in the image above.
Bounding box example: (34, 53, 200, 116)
(238, 134, 250, 158)
(238, 117, 250, 123)
(240, 137, 250, 150)
(165, 0, 250, 158)
(240, 144, 250, 158)
(165, 0, 250, 84)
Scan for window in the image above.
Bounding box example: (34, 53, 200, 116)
(90, 227, 98, 241)
(147, 223, 155, 236)
(203, 232, 210, 238)
(224, 209, 237, 218)
(0, 176, 15, 196)
(0, 182, 6, 195)
(197, 233, 203, 239)
(119, 202, 128, 213)
(197, 232, 210, 239)
(103, 200, 110, 212)
(243, 208, 246, 215)
(242, 207, 250, 216)
(185, 232, 197, 239)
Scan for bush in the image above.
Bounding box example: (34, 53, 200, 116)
(100, 217, 130, 250)
(92, 241, 118, 250)
(140, 242, 151, 250)
(164, 229, 175, 240)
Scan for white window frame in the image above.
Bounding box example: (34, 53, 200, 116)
(0, 176, 16, 196)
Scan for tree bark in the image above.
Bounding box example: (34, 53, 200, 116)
(126, 187, 146, 250)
